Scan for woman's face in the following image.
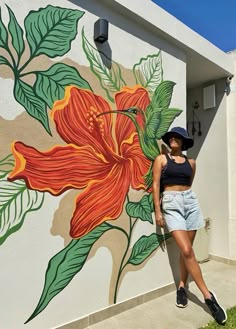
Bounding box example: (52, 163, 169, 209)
(169, 133, 183, 150)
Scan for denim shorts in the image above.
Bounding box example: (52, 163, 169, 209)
(161, 189, 205, 232)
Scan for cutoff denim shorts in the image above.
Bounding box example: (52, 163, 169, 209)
(161, 189, 205, 232)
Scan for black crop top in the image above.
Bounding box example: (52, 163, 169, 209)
(161, 154, 193, 186)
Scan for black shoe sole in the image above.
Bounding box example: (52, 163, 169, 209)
(209, 291, 228, 324)
(176, 302, 188, 308)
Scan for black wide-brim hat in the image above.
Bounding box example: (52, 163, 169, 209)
(161, 127, 194, 151)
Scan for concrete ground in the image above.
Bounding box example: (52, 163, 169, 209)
(89, 260, 236, 329)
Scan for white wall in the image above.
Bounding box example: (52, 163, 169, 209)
(0, 0, 187, 328)
(226, 50, 236, 260)
(187, 80, 230, 259)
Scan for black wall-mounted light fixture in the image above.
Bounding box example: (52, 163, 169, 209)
(94, 18, 109, 44)
(187, 101, 202, 137)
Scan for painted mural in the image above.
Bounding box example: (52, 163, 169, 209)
(0, 4, 182, 324)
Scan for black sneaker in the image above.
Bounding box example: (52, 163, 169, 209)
(205, 291, 227, 325)
(176, 287, 188, 308)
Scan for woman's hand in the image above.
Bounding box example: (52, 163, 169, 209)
(155, 212, 165, 227)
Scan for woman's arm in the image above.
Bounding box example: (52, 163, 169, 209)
(189, 158, 196, 186)
(152, 155, 165, 227)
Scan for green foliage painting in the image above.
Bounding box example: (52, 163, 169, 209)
(0, 4, 183, 324)
(0, 154, 44, 245)
(0, 5, 90, 134)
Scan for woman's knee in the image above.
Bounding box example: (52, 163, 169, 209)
(181, 246, 195, 259)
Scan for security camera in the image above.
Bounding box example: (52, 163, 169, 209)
(226, 76, 233, 85)
(225, 76, 234, 95)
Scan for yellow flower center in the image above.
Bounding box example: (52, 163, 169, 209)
(87, 106, 105, 137)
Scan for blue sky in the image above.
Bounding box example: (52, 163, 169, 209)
(152, 0, 236, 52)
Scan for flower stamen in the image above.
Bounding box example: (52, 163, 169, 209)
(86, 106, 105, 137)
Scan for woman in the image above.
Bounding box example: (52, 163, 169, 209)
(152, 126, 227, 325)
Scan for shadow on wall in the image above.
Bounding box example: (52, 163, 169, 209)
(69, 0, 186, 63)
(96, 42, 112, 68)
(155, 226, 196, 292)
(187, 79, 226, 159)
(156, 226, 180, 285)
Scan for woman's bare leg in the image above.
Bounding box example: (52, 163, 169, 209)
(178, 230, 196, 288)
(172, 230, 211, 299)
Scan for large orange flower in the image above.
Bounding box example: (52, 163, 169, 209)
(8, 85, 151, 238)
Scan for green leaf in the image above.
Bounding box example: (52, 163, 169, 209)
(144, 81, 182, 140)
(128, 233, 172, 267)
(24, 5, 84, 58)
(82, 28, 126, 102)
(144, 164, 155, 191)
(133, 52, 163, 98)
(0, 55, 11, 67)
(126, 194, 153, 224)
(145, 80, 176, 138)
(0, 154, 15, 179)
(155, 107, 182, 139)
(14, 79, 51, 134)
(7, 5, 25, 61)
(148, 192, 154, 213)
(145, 104, 162, 139)
(151, 80, 176, 110)
(0, 7, 8, 48)
(0, 178, 44, 246)
(127, 233, 160, 265)
(25, 223, 112, 323)
(156, 232, 172, 244)
(34, 63, 91, 108)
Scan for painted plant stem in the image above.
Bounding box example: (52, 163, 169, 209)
(0, 154, 15, 177)
(113, 195, 138, 304)
(5, 46, 17, 70)
(105, 222, 129, 240)
(0, 154, 14, 165)
(19, 71, 36, 78)
(18, 55, 35, 75)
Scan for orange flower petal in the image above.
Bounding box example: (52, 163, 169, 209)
(52, 86, 116, 160)
(70, 163, 130, 238)
(122, 135, 151, 189)
(114, 85, 150, 146)
(8, 142, 112, 195)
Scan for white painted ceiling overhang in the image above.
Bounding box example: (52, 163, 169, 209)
(107, 0, 234, 88)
